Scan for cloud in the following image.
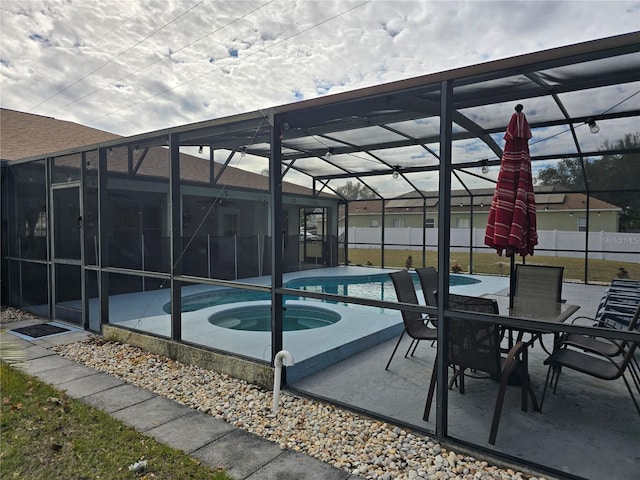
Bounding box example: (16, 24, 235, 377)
(1, 0, 638, 140)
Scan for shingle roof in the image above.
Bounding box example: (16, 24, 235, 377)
(0, 108, 120, 161)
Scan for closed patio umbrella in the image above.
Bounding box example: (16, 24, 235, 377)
(484, 104, 538, 307)
(485, 104, 538, 258)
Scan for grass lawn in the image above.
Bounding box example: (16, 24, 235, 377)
(0, 361, 233, 480)
(345, 248, 639, 283)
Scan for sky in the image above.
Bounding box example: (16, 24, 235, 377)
(1, 0, 639, 139)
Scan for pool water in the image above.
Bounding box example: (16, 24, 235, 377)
(286, 273, 478, 299)
(208, 304, 341, 331)
(164, 273, 480, 313)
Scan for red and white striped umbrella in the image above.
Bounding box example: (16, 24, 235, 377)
(484, 105, 538, 257)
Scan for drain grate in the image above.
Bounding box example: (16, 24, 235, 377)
(11, 323, 72, 339)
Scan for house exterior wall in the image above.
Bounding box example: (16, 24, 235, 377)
(538, 210, 619, 232)
(342, 209, 620, 233)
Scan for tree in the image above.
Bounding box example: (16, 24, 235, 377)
(536, 133, 640, 231)
(335, 180, 377, 200)
(535, 160, 582, 187)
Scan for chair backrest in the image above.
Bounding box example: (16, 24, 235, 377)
(447, 294, 501, 376)
(610, 279, 640, 289)
(622, 305, 640, 337)
(388, 270, 423, 334)
(415, 267, 438, 307)
(616, 306, 640, 373)
(514, 264, 564, 303)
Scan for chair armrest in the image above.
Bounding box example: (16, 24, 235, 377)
(571, 310, 633, 327)
(558, 336, 624, 356)
(406, 316, 437, 329)
(569, 315, 599, 325)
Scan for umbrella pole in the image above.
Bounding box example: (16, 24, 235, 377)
(509, 255, 516, 309)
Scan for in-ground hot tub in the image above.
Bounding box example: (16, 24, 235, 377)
(208, 304, 341, 332)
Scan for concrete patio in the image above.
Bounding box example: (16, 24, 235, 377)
(291, 281, 640, 480)
(6, 271, 639, 479)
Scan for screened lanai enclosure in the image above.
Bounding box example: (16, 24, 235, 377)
(2, 33, 640, 479)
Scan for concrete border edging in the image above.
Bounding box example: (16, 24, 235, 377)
(102, 325, 274, 389)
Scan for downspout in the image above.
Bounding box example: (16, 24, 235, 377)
(272, 350, 295, 413)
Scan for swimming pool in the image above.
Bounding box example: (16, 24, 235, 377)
(208, 304, 342, 331)
(163, 272, 480, 313)
(109, 268, 501, 383)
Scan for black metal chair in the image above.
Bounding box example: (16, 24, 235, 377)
(406, 267, 439, 357)
(415, 267, 438, 309)
(385, 270, 437, 371)
(542, 305, 640, 415)
(423, 294, 537, 445)
(563, 285, 639, 376)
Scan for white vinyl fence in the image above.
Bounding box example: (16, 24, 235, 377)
(342, 227, 640, 263)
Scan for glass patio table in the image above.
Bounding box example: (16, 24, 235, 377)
(508, 298, 580, 325)
(502, 298, 580, 409)
(505, 297, 580, 347)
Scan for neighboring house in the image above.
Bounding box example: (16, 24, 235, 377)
(341, 187, 621, 233)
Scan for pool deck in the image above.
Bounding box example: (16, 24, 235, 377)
(292, 279, 640, 480)
(25, 266, 640, 478)
(106, 266, 509, 382)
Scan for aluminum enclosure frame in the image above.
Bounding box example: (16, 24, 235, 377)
(2, 32, 640, 479)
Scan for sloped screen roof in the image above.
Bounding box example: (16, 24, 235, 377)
(7, 33, 639, 205)
(154, 32, 638, 203)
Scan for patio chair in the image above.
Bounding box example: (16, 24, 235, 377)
(541, 305, 640, 415)
(512, 264, 565, 354)
(600, 280, 640, 319)
(570, 283, 639, 331)
(513, 264, 564, 303)
(561, 305, 640, 360)
(423, 294, 537, 445)
(415, 267, 438, 308)
(408, 267, 439, 357)
(385, 270, 437, 371)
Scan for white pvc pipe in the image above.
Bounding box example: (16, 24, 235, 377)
(272, 350, 295, 413)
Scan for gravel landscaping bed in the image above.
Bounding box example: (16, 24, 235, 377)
(1, 307, 548, 480)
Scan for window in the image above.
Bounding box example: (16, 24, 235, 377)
(370, 219, 379, 227)
(223, 213, 239, 236)
(456, 218, 470, 228)
(392, 218, 405, 228)
(578, 217, 587, 232)
(424, 218, 435, 229)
